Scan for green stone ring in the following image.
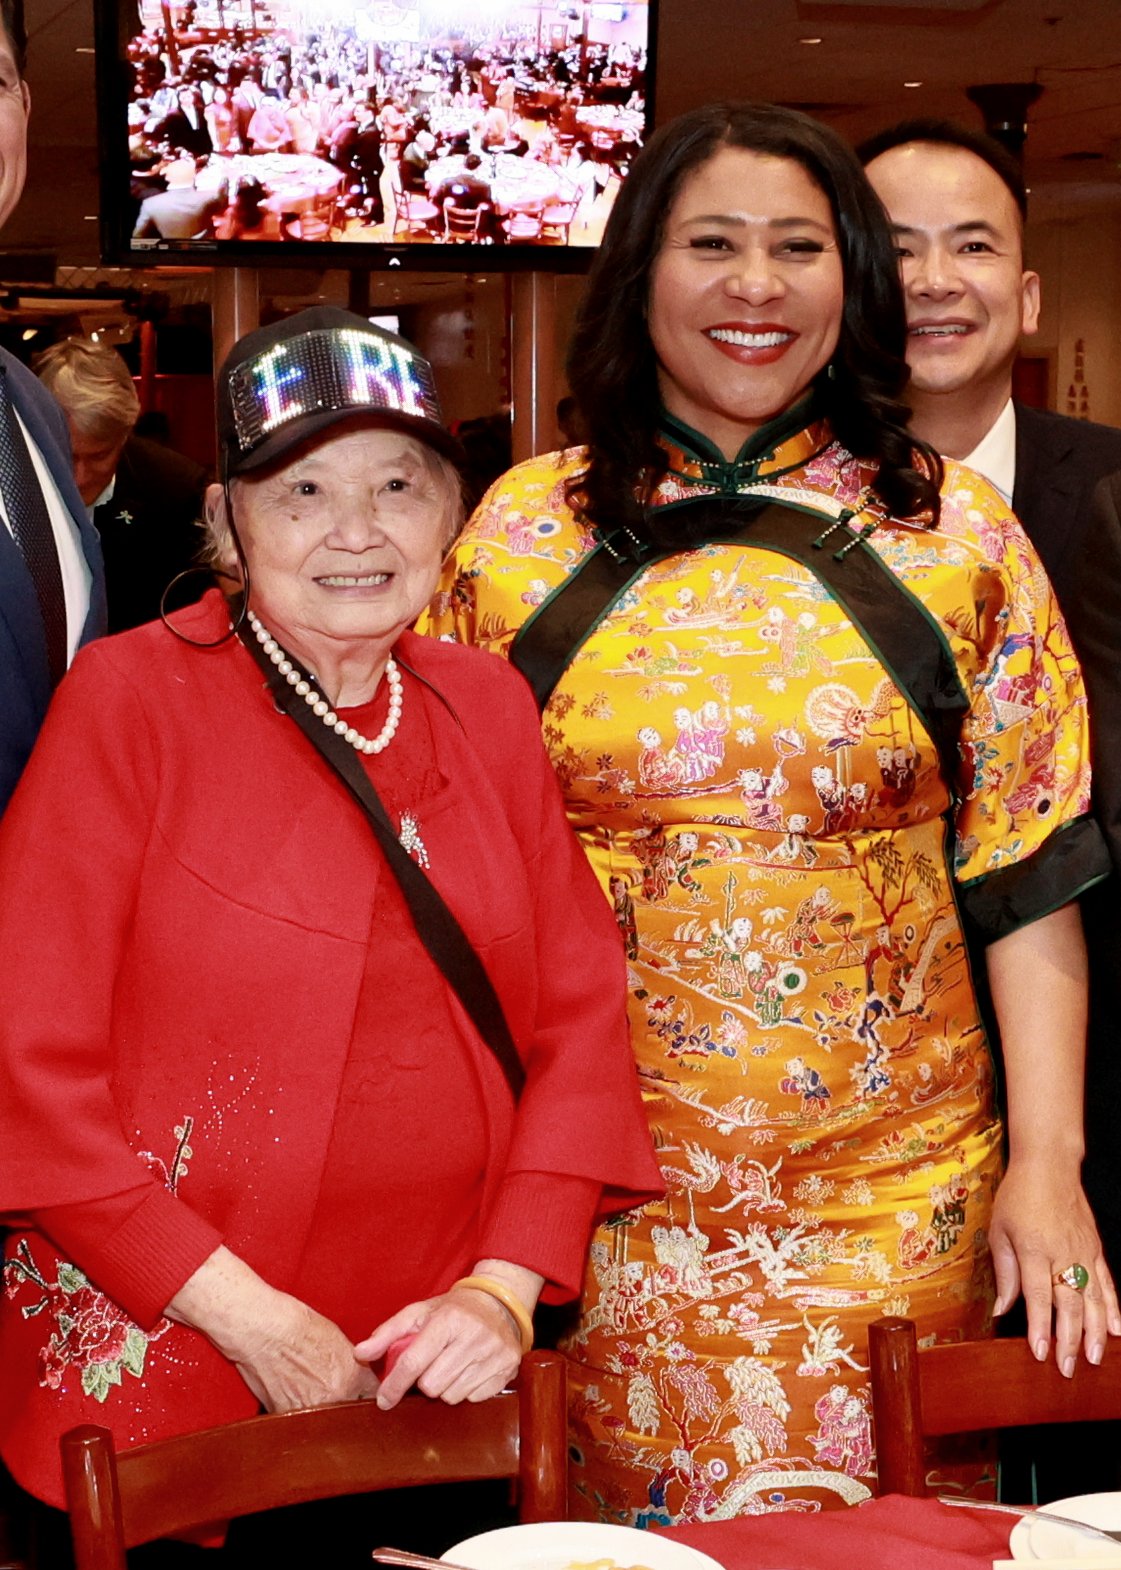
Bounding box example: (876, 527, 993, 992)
(1053, 1263, 1091, 1292)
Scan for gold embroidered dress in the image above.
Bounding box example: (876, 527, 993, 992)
(422, 405, 1103, 1522)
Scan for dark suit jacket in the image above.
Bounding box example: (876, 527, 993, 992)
(1011, 402, 1121, 1273)
(94, 435, 209, 635)
(0, 350, 106, 814)
(1012, 403, 1121, 603)
(154, 108, 213, 158)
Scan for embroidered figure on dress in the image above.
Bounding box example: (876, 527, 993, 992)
(758, 607, 834, 680)
(701, 915, 754, 1000)
(1004, 757, 1057, 818)
(737, 762, 787, 831)
(780, 1056, 831, 1117)
(835, 780, 869, 834)
(876, 744, 919, 810)
(773, 812, 818, 867)
(808, 1386, 874, 1478)
(663, 566, 752, 626)
(811, 764, 848, 835)
(783, 885, 834, 959)
(694, 699, 730, 775)
(668, 699, 729, 783)
(634, 822, 676, 901)
(672, 830, 705, 898)
(610, 874, 639, 959)
(637, 725, 685, 791)
(895, 1208, 937, 1270)
(520, 577, 550, 607)
(929, 1172, 969, 1254)
(864, 924, 915, 1012)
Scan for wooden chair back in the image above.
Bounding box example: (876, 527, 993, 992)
(443, 200, 486, 242)
(62, 1350, 567, 1570)
(280, 188, 340, 242)
(541, 198, 579, 242)
(502, 205, 545, 241)
(869, 1316, 1121, 1495)
(392, 185, 439, 235)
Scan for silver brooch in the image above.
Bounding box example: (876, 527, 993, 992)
(399, 812, 429, 868)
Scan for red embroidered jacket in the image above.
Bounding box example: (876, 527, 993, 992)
(0, 593, 661, 1505)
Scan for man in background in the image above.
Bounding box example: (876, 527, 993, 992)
(36, 338, 208, 632)
(0, 0, 105, 815)
(863, 117, 1121, 1497)
(434, 150, 491, 212)
(132, 164, 228, 240)
(860, 119, 1121, 614)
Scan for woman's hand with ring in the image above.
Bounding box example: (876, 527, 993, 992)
(990, 1157, 1121, 1375)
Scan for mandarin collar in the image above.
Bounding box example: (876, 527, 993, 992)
(655, 393, 833, 499)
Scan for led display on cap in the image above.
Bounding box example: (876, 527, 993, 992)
(228, 325, 445, 458)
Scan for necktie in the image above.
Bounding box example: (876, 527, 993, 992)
(0, 367, 67, 686)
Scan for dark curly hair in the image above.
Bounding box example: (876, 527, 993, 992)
(566, 101, 942, 536)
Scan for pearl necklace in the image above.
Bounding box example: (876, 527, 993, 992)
(247, 610, 403, 755)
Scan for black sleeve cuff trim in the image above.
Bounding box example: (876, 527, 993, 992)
(958, 813, 1111, 943)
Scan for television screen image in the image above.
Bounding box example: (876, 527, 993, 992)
(101, 0, 655, 269)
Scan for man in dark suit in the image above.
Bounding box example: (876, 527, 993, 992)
(862, 117, 1121, 1497)
(0, 0, 106, 817)
(154, 85, 213, 158)
(345, 107, 385, 223)
(36, 338, 208, 633)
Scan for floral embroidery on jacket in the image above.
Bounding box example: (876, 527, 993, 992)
(3, 1119, 194, 1402)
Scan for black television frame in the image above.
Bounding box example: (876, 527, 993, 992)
(94, 0, 658, 274)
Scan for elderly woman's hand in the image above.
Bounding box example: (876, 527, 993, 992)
(355, 1258, 543, 1410)
(228, 1290, 380, 1411)
(166, 1244, 378, 1410)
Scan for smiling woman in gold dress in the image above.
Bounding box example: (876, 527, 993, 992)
(424, 102, 1120, 1522)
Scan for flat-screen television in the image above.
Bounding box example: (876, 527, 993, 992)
(95, 1, 657, 272)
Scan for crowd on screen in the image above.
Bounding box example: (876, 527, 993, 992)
(126, 15, 647, 243)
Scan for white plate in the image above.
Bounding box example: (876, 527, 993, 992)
(442, 1522, 724, 1570)
(1010, 1493, 1121, 1561)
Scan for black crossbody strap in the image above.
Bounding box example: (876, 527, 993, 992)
(510, 541, 654, 714)
(510, 496, 969, 797)
(236, 617, 525, 1102)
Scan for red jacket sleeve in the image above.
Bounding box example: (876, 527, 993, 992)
(0, 645, 224, 1320)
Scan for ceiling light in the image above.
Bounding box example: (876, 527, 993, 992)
(799, 36, 823, 44)
(904, 81, 923, 88)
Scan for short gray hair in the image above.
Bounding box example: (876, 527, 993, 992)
(200, 435, 465, 570)
(35, 337, 141, 444)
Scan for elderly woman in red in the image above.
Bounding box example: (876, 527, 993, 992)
(0, 308, 660, 1551)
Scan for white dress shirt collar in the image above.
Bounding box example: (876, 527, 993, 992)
(958, 398, 1017, 505)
